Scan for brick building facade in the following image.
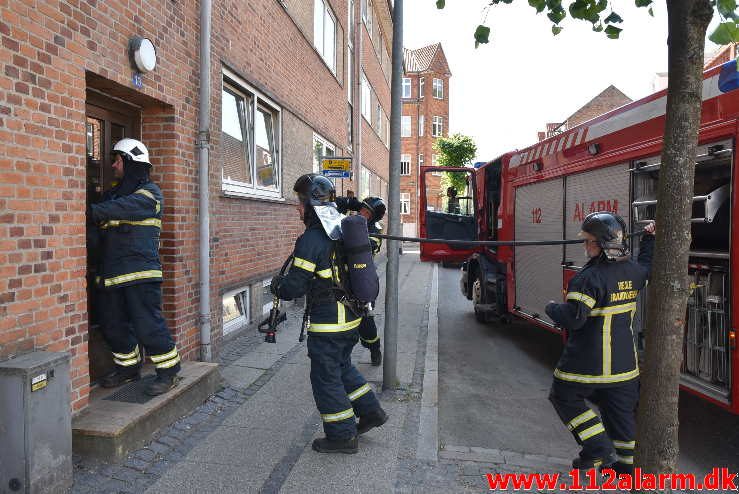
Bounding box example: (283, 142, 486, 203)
(1, 0, 392, 413)
(537, 85, 632, 141)
(399, 43, 450, 237)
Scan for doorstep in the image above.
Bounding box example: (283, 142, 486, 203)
(72, 362, 221, 462)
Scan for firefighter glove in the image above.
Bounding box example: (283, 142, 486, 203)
(270, 275, 284, 296)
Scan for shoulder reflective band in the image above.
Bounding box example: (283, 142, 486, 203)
(135, 188, 161, 213)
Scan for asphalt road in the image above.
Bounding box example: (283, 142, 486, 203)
(435, 263, 739, 476)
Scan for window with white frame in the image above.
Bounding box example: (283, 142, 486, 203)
(222, 73, 281, 199)
(432, 116, 443, 137)
(400, 192, 410, 215)
(361, 72, 371, 120)
(362, 0, 373, 33)
(419, 115, 424, 136)
(418, 153, 424, 166)
(375, 101, 383, 135)
(400, 154, 411, 175)
(402, 77, 411, 98)
(433, 78, 444, 99)
(314, 0, 336, 73)
(313, 134, 336, 173)
(384, 115, 390, 147)
(401, 115, 411, 137)
(359, 165, 371, 199)
(222, 287, 250, 336)
(419, 77, 425, 99)
(431, 154, 442, 175)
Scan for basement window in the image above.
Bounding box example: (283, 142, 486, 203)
(222, 287, 250, 336)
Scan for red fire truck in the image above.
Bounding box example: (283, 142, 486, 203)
(419, 59, 739, 413)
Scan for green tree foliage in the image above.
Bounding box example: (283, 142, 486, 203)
(433, 133, 477, 195)
(438, 0, 738, 46)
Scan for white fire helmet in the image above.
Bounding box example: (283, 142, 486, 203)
(112, 138, 151, 167)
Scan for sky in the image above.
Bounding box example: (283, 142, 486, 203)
(403, 0, 725, 162)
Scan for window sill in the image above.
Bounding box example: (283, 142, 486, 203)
(221, 187, 286, 204)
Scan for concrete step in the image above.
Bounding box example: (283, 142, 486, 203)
(72, 362, 221, 461)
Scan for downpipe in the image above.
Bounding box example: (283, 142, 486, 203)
(198, 0, 213, 362)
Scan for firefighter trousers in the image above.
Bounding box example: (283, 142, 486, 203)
(358, 315, 380, 350)
(549, 378, 639, 470)
(307, 331, 381, 440)
(97, 282, 181, 377)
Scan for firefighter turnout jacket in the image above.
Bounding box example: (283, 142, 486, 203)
(275, 220, 362, 334)
(91, 182, 163, 288)
(546, 235, 654, 386)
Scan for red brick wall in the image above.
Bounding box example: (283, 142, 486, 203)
(400, 51, 450, 227)
(0, 0, 384, 413)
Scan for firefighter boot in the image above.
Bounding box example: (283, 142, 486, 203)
(311, 436, 358, 454)
(100, 369, 141, 388)
(370, 343, 382, 366)
(357, 407, 389, 435)
(572, 452, 617, 472)
(144, 374, 179, 396)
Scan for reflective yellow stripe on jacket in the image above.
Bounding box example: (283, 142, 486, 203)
(308, 302, 362, 333)
(100, 218, 162, 229)
(555, 302, 639, 384)
(104, 270, 163, 287)
(135, 188, 161, 213)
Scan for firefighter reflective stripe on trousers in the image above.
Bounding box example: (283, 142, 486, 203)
(100, 218, 162, 229)
(578, 423, 606, 441)
(316, 268, 332, 279)
(150, 348, 178, 363)
(566, 292, 596, 308)
(135, 188, 161, 213)
(112, 345, 140, 360)
(156, 355, 181, 369)
(567, 409, 597, 431)
(321, 408, 355, 422)
(554, 367, 640, 384)
(104, 270, 163, 287)
(613, 440, 635, 449)
(616, 454, 634, 464)
(348, 383, 371, 401)
(113, 346, 141, 367)
(361, 335, 380, 344)
(150, 347, 181, 370)
(293, 257, 316, 273)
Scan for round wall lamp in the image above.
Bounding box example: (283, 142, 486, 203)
(129, 36, 157, 73)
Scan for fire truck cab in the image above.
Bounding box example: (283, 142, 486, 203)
(426, 59, 739, 413)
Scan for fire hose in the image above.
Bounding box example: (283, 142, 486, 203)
(372, 231, 644, 247)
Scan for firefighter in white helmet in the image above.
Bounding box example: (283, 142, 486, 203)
(89, 138, 181, 395)
(545, 212, 655, 475)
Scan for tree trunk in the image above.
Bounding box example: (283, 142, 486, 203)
(634, 0, 713, 489)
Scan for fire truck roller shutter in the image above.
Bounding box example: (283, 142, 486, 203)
(564, 163, 631, 266)
(563, 163, 644, 344)
(514, 178, 564, 324)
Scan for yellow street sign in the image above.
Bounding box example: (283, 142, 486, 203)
(321, 158, 351, 171)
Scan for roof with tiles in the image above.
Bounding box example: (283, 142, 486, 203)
(403, 43, 442, 73)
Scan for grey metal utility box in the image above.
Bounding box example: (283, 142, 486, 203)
(0, 352, 72, 494)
